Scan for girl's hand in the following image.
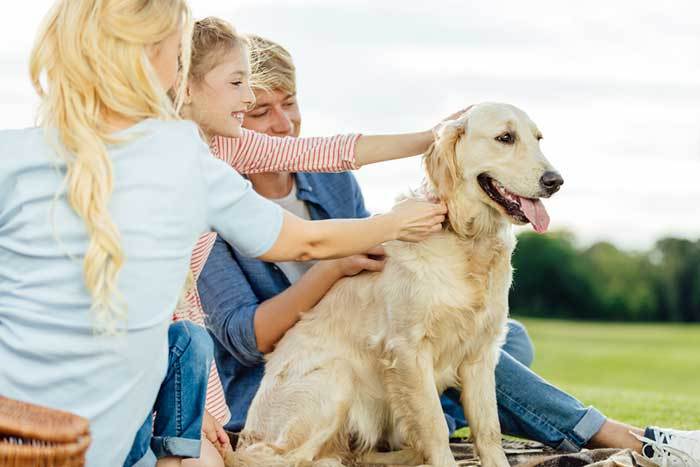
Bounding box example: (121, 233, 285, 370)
(326, 245, 387, 277)
(202, 410, 232, 457)
(432, 106, 472, 135)
(389, 198, 447, 242)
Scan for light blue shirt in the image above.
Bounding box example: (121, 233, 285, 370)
(0, 119, 283, 466)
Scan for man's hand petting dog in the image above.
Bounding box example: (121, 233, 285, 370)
(324, 245, 388, 278)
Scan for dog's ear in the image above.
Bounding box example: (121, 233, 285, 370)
(424, 120, 466, 199)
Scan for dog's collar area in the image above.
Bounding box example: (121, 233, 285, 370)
(416, 180, 497, 240)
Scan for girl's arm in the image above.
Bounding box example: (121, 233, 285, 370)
(353, 131, 434, 166)
(210, 111, 464, 174)
(257, 201, 443, 262)
(211, 131, 361, 174)
(199, 139, 446, 263)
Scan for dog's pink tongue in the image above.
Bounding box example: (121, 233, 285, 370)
(518, 197, 550, 234)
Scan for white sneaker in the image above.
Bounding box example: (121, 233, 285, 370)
(631, 427, 700, 467)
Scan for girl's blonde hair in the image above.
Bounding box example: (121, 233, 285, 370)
(190, 17, 249, 84)
(30, 0, 192, 333)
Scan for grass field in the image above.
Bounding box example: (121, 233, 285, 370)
(516, 317, 700, 430)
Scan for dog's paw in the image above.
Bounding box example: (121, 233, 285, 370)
(479, 450, 509, 467)
(428, 448, 457, 467)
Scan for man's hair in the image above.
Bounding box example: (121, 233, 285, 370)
(247, 35, 296, 95)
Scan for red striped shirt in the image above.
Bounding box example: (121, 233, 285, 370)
(175, 130, 361, 424)
(211, 129, 360, 174)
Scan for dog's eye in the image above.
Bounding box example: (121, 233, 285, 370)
(496, 133, 514, 144)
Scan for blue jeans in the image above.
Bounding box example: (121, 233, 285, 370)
(441, 320, 607, 452)
(123, 322, 214, 467)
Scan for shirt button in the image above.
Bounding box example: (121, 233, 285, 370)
(307, 186, 313, 192)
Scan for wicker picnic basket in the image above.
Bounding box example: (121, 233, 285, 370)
(0, 396, 91, 467)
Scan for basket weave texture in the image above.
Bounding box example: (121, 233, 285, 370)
(0, 396, 91, 467)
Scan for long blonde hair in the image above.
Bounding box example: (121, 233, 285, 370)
(29, 0, 192, 333)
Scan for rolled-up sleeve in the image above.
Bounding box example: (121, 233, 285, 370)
(197, 236, 265, 367)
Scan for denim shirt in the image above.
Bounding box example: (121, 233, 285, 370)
(197, 171, 370, 431)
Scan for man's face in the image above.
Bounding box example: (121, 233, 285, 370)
(243, 89, 301, 137)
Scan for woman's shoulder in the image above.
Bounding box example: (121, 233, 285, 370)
(147, 118, 200, 134)
(0, 126, 45, 151)
(128, 118, 203, 148)
(119, 119, 210, 173)
(0, 127, 51, 172)
(0, 120, 205, 157)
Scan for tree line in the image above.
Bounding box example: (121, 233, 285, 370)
(510, 232, 700, 322)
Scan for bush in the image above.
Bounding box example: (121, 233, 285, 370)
(510, 232, 700, 322)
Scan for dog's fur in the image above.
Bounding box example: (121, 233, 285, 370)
(229, 103, 560, 467)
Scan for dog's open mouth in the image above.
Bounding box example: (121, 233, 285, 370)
(477, 173, 550, 233)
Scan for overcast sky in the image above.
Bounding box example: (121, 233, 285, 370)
(2, 1, 699, 249)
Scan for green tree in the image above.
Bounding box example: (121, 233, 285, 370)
(510, 232, 700, 323)
(582, 242, 658, 321)
(510, 231, 600, 319)
(652, 238, 700, 322)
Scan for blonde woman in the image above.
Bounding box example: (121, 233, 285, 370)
(0, 2, 466, 467)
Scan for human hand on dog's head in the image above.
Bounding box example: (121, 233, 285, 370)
(390, 198, 447, 242)
(431, 106, 473, 137)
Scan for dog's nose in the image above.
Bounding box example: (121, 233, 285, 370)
(540, 171, 564, 194)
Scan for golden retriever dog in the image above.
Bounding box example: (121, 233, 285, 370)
(229, 103, 563, 467)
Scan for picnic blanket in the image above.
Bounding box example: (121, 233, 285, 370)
(228, 432, 656, 467)
(444, 437, 656, 467)
(226, 433, 656, 467)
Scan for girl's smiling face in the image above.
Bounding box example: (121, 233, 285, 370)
(185, 45, 255, 139)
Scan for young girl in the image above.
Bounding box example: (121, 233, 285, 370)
(0, 2, 462, 466)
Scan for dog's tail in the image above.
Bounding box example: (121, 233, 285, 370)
(225, 443, 344, 467)
(224, 442, 290, 467)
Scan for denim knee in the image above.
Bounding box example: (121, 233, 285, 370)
(168, 321, 214, 375)
(148, 321, 213, 459)
(502, 319, 535, 368)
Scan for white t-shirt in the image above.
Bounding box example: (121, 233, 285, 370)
(0, 119, 283, 466)
(269, 180, 315, 284)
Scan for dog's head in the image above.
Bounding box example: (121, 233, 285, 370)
(424, 103, 563, 236)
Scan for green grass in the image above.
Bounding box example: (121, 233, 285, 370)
(517, 317, 700, 430)
(453, 318, 700, 439)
